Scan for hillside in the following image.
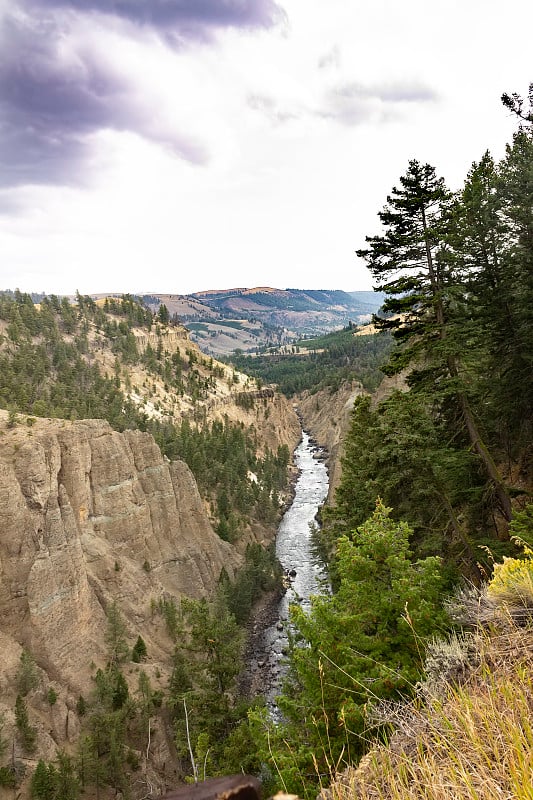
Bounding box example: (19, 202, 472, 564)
(229, 323, 393, 397)
(0, 292, 301, 544)
(142, 288, 385, 356)
(0, 291, 302, 798)
(0, 411, 241, 794)
(322, 620, 533, 800)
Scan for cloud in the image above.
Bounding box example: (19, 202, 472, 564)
(0, 12, 207, 188)
(27, 0, 286, 37)
(0, 0, 286, 188)
(319, 79, 439, 126)
(318, 45, 341, 71)
(247, 92, 298, 124)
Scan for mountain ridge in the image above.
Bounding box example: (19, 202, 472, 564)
(143, 287, 385, 356)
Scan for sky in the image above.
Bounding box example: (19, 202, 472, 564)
(0, 0, 531, 296)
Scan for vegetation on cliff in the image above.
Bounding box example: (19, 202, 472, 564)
(0, 291, 291, 540)
(229, 325, 392, 397)
(246, 88, 532, 798)
(325, 95, 533, 570)
(0, 294, 292, 795)
(324, 535, 533, 800)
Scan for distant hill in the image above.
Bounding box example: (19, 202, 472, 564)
(228, 324, 392, 397)
(143, 287, 385, 355)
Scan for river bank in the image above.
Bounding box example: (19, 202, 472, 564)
(239, 586, 286, 698)
(239, 430, 330, 708)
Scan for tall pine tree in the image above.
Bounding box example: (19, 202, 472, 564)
(357, 160, 513, 522)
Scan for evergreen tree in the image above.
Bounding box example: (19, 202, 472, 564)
(448, 145, 532, 462)
(494, 129, 533, 449)
(327, 392, 480, 573)
(131, 635, 147, 663)
(357, 159, 513, 522)
(15, 694, 37, 753)
(171, 594, 247, 774)
(55, 751, 80, 799)
(31, 760, 54, 800)
(158, 303, 170, 324)
(17, 649, 39, 696)
(501, 82, 533, 125)
(271, 501, 446, 797)
(104, 601, 129, 665)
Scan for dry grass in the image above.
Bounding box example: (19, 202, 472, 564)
(322, 624, 533, 800)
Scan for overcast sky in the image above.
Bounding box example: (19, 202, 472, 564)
(1, 0, 531, 296)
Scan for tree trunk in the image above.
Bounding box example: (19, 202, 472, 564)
(439, 491, 483, 581)
(455, 384, 512, 525)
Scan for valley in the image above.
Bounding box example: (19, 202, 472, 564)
(1, 104, 532, 797)
(142, 287, 386, 356)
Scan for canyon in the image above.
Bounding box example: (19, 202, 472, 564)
(0, 392, 302, 790)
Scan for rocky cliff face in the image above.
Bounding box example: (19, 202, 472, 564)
(297, 380, 366, 501)
(0, 412, 238, 753)
(297, 372, 409, 502)
(211, 391, 301, 456)
(132, 326, 190, 352)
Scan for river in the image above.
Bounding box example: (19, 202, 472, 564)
(245, 430, 330, 713)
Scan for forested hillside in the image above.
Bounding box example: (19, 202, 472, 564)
(0, 292, 297, 541)
(245, 89, 533, 798)
(0, 292, 300, 799)
(229, 324, 393, 396)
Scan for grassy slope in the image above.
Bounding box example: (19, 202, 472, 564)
(324, 622, 533, 800)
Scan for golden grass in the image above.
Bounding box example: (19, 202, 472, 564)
(322, 624, 533, 800)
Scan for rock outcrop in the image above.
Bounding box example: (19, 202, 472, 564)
(132, 326, 189, 352)
(297, 372, 409, 501)
(297, 380, 366, 500)
(0, 414, 238, 698)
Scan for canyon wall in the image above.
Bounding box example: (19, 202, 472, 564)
(0, 412, 239, 766)
(298, 372, 409, 502)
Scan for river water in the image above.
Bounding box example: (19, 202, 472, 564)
(247, 430, 330, 712)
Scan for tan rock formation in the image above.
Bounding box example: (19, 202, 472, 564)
(132, 325, 190, 353)
(0, 414, 238, 700)
(297, 380, 366, 501)
(211, 391, 301, 456)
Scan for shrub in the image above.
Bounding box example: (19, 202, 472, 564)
(487, 545, 533, 610)
(46, 688, 57, 706)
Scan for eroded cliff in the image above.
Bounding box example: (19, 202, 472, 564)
(0, 411, 239, 768)
(297, 372, 408, 502)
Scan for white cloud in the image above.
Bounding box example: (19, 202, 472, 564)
(1, 0, 532, 294)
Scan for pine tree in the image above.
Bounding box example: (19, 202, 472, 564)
(30, 760, 54, 800)
(501, 82, 533, 125)
(16, 649, 39, 696)
(54, 751, 80, 800)
(494, 129, 533, 449)
(104, 601, 129, 665)
(449, 146, 532, 461)
(131, 635, 148, 663)
(328, 392, 479, 571)
(274, 501, 446, 796)
(357, 159, 513, 522)
(15, 694, 37, 753)
(158, 303, 170, 324)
